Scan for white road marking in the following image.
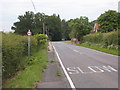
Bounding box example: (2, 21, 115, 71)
(73, 50, 79, 53)
(67, 67, 79, 74)
(66, 66, 118, 74)
(52, 44, 76, 89)
(73, 49, 83, 54)
(67, 43, 118, 57)
(88, 67, 97, 72)
(96, 51, 118, 57)
(82, 46, 118, 57)
(99, 65, 118, 72)
(68, 67, 94, 74)
(77, 67, 86, 74)
(88, 66, 104, 73)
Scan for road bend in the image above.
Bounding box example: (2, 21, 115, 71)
(52, 41, 118, 88)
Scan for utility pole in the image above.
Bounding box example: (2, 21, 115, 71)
(43, 23, 45, 34)
(27, 30, 32, 59)
(45, 26, 47, 34)
(47, 27, 49, 35)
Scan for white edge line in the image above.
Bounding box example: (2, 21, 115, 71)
(52, 44, 76, 89)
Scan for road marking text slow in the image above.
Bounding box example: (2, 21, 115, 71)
(67, 65, 117, 74)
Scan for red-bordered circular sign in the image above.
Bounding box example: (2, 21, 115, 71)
(27, 30, 32, 36)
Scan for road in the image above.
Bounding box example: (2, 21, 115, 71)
(52, 41, 118, 88)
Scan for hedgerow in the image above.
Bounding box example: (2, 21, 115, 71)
(35, 34, 48, 45)
(2, 33, 47, 80)
(82, 31, 119, 49)
(82, 33, 103, 44)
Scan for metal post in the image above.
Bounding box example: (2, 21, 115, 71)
(43, 23, 45, 34)
(28, 36, 30, 58)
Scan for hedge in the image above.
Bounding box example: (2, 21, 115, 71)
(35, 34, 48, 45)
(2, 33, 47, 80)
(82, 33, 103, 44)
(82, 31, 119, 49)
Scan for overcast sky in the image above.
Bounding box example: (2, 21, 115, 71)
(0, 0, 119, 32)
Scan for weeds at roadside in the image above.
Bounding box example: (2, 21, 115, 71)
(56, 71, 61, 77)
(50, 60, 55, 63)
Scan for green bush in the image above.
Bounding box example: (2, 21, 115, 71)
(82, 31, 119, 49)
(35, 34, 48, 45)
(103, 31, 118, 46)
(83, 33, 103, 44)
(2, 33, 38, 79)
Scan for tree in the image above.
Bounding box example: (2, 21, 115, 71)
(11, 11, 93, 41)
(12, 11, 35, 35)
(11, 11, 47, 35)
(33, 12, 46, 34)
(97, 10, 118, 33)
(46, 14, 62, 41)
(118, 12, 120, 29)
(68, 16, 92, 41)
(61, 19, 71, 40)
(12, 12, 62, 40)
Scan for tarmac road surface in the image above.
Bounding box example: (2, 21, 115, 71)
(52, 41, 118, 88)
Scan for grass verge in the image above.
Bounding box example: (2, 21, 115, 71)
(77, 44, 119, 56)
(3, 45, 48, 88)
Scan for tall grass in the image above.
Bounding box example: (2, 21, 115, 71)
(2, 33, 48, 88)
(3, 46, 48, 88)
(2, 33, 48, 81)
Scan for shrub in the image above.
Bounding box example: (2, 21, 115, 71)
(103, 31, 118, 46)
(82, 31, 119, 48)
(83, 33, 103, 44)
(35, 34, 48, 45)
(2, 33, 38, 79)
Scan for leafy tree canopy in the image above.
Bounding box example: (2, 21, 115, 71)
(68, 16, 92, 41)
(12, 11, 62, 41)
(97, 10, 119, 33)
(12, 10, 119, 41)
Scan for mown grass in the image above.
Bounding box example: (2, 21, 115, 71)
(3, 45, 48, 88)
(77, 44, 119, 56)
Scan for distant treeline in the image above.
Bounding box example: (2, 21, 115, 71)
(11, 10, 119, 41)
(12, 12, 63, 41)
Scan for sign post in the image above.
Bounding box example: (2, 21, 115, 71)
(27, 30, 32, 59)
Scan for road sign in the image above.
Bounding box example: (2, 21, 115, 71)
(27, 30, 32, 58)
(27, 30, 32, 36)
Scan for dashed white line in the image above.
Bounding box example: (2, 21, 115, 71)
(73, 49, 83, 55)
(73, 50, 79, 53)
(67, 43, 118, 57)
(52, 44, 76, 90)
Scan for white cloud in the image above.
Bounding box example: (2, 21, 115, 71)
(0, 0, 119, 31)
